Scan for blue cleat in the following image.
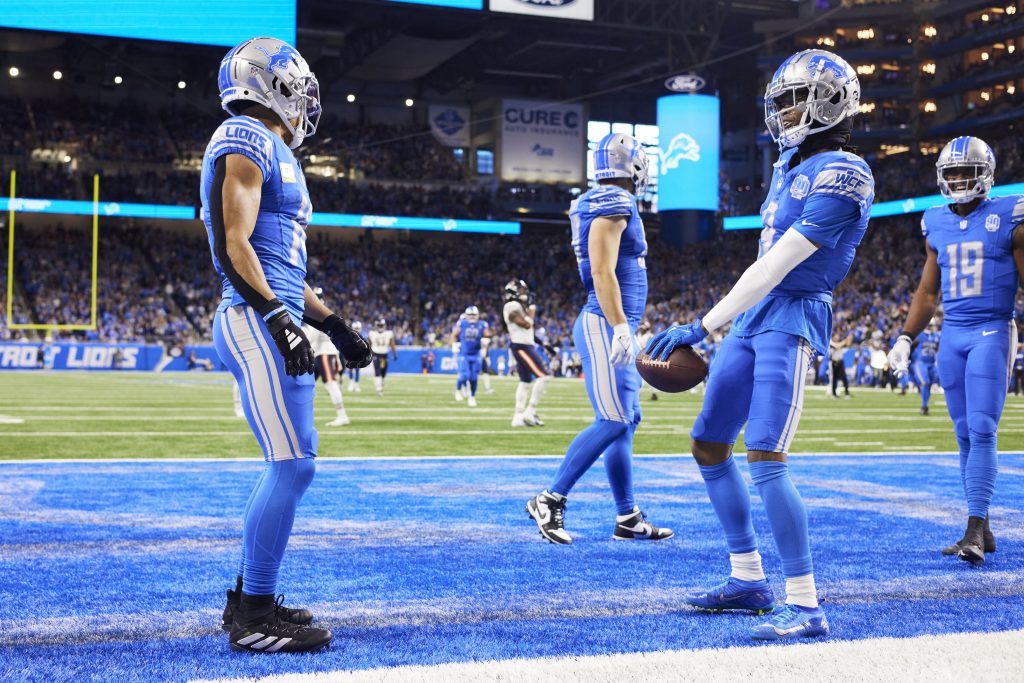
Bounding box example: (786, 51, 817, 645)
(684, 577, 776, 615)
(750, 603, 829, 641)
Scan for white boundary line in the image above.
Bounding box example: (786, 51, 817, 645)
(1, 451, 1022, 465)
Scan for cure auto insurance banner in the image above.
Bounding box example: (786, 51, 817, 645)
(500, 99, 584, 184)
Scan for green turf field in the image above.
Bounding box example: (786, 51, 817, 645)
(1, 371, 1023, 459)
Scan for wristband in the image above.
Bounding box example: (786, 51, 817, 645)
(898, 331, 916, 342)
(259, 298, 286, 322)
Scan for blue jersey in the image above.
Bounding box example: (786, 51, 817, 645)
(732, 148, 874, 355)
(570, 185, 648, 326)
(200, 115, 313, 319)
(457, 318, 489, 356)
(922, 195, 1024, 327)
(913, 330, 939, 363)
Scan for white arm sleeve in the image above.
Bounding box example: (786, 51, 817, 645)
(702, 228, 819, 332)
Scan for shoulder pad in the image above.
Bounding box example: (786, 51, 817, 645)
(208, 117, 275, 179)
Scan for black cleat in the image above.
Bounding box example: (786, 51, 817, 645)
(223, 587, 313, 632)
(957, 516, 987, 566)
(612, 507, 674, 541)
(229, 595, 332, 653)
(942, 516, 996, 555)
(526, 491, 572, 544)
(921, 406, 929, 415)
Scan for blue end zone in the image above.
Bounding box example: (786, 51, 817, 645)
(2, 454, 1022, 681)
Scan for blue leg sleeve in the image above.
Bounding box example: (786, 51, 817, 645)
(241, 458, 317, 596)
(238, 467, 267, 577)
(962, 328, 1012, 518)
(698, 456, 756, 554)
(749, 460, 812, 578)
(551, 419, 628, 497)
(603, 422, 637, 515)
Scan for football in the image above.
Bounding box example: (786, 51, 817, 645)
(635, 346, 708, 393)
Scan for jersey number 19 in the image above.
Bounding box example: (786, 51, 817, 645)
(946, 241, 984, 298)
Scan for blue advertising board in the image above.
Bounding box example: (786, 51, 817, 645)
(656, 94, 720, 212)
(0, 0, 296, 47)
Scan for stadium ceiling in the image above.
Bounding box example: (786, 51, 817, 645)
(303, 0, 798, 102)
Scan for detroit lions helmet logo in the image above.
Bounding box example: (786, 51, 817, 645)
(255, 44, 299, 75)
(806, 54, 848, 80)
(660, 132, 701, 174)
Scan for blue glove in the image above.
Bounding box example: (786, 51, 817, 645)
(645, 318, 708, 361)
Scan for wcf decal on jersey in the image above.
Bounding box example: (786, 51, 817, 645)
(789, 174, 810, 200)
(986, 214, 1000, 232)
(280, 163, 296, 183)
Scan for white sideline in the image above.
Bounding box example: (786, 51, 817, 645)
(190, 629, 1024, 683)
(1, 451, 1023, 465)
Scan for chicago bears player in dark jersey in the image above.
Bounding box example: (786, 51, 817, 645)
(203, 37, 371, 653)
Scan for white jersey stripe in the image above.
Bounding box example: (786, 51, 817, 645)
(242, 307, 303, 458)
(775, 339, 809, 453)
(220, 310, 273, 453)
(1006, 320, 1018, 391)
(584, 313, 626, 422)
(580, 313, 607, 419)
(594, 316, 627, 420)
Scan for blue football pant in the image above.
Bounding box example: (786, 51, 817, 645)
(938, 320, 1016, 519)
(457, 354, 482, 395)
(214, 303, 318, 461)
(550, 311, 641, 515)
(913, 359, 939, 409)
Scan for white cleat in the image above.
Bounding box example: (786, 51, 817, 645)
(455, 390, 464, 402)
(511, 413, 530, 428)
(467, 396, 477, 407)
(234, 409, 245, 419)
(326, 414, 350, 427)
(523, 411, 544, 427)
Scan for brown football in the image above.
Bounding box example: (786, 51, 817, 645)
(635, 346, 708, 393)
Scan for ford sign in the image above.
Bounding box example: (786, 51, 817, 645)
(664, 74, 706, 93)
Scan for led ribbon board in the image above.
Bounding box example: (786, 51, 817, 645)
(0, 0, 296, 46)
(656, 94, 721, 212)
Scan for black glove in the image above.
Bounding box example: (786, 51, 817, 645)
(264, 306, 314, 377)
(322, 314, 373, 369)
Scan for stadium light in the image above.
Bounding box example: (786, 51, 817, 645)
(114, 75, 123, 84)
(347, 94, 356, 103)
(53, 70, 63, 80)
(8, 67, 18, 77)
(404, 98, 414, 107)
(177, 80, 186, 89)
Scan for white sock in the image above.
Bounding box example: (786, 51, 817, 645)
(515, 382, 530, 413)
(232, 382, 242, 412)
(375, 377, 384, 392)
(325, 381, 344, 413)
(729, 550, 766, 582)
(616, 506, 640, 522)
(528, 375, 549, 411)
(482, 374, 492, 390)
(784, 574, 818, 608)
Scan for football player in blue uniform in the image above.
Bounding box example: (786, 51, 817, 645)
(911, 321, 940, 415)
(203, 37, 371, 653)
(451, 305, 491, 407)
(888, 136, 1024, 565)
(648, 50, 872, 640)
(527, 133, 672, 545)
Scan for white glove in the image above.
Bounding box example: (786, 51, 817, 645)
(888, 335, 912, 378)
(609, 323, 637, 368)
(452, 342, 461, 355)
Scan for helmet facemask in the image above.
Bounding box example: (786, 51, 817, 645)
(249, 70, 321, 150)
(765, 82, 844, 149)
(937, 163, 993, 204)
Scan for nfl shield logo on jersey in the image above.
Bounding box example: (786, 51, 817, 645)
(985, 214, 1000, 232)
(790, 174, 810, 200)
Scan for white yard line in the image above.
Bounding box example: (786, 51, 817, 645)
(189, 629, 1024, 683)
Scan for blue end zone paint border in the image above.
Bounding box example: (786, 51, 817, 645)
(1, 454, 1022, 682)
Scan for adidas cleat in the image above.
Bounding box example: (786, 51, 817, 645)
(612, 507, 673, 541)
(685, 577, 775, 614)
(222, 589, 313, 632)
(750, 603, 829, 641)
(526, 491, 572, 545)
(229, 596, 330, 653)
(942, 516, 996, 556)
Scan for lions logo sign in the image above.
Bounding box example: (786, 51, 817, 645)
(660, 133, 701, 173)
(656, 93, 720, 211)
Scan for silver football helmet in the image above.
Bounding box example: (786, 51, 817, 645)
(593, 132, 650, 195)
(936, 136, 995, 204)
(464, 305, 480, 322)
(764, 49, 860, 149)
(218, 37, 321, 149)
